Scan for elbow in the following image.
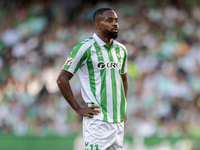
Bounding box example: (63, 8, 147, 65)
(56, 70, 73, 88)
(56, 77, 64, 91)
(56, 77, 62, 86)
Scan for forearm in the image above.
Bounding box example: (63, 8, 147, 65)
(121, 73, 128, 100)
(57, 78, 81, 112)
(121, 73, 128, 122)
(57, 70, 81, 112)
(123, 80, 128, 100)
(57, 70, 101, 117)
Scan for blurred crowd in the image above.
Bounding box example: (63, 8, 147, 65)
(1, 0, 200, 143)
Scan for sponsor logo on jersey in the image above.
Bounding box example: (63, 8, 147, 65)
(65, 57, 74, 65)
(97, 61, 122, 70)
(97, 61, 106, 69)
(97, 51, 103, 57)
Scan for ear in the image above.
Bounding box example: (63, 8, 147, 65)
(95, 22, 101, 30)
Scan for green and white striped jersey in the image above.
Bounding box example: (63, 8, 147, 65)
(62, 33, 127, 123)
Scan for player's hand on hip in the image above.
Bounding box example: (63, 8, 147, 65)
(76, 105, 101, 117)
(124, 113, 127, 122)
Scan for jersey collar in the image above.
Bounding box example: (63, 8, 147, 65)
(93, 33, 117, 47)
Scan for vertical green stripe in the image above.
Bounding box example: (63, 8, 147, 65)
(107, 49, 118, 122)
(94, 43, 108, 122)
(86, 46, 100, 106)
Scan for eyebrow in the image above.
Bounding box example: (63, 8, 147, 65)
(106, 17, 118, 20)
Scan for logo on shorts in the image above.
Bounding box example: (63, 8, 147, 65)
(85, 142, 99, 150)
(65, 57, 73, 65)
(85, 142, 89, 147)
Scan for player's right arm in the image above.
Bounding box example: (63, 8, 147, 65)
(56, 69, 101, 117)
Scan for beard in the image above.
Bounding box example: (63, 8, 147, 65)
(102, 28, 118, 40)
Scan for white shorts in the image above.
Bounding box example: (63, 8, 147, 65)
(83, 117, 124, 150)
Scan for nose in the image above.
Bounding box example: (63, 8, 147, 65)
(113, 21, 118, 27)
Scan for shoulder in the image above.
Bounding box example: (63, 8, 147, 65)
(78, 37, 95, 47)
(73, 37, 95, 51)
(114, 40, 127, 52)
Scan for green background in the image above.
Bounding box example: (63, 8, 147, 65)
(1, 134, 200, 150)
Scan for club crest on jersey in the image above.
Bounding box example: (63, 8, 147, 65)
(116, 52, 121, 59)
(65, 57, 73, 65)
(97, 61, 122, 70)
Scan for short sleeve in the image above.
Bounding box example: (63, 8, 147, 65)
(120, 46, 128, 74)
(62, 42, 88, 74)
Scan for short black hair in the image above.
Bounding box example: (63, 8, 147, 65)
(93, 8, 113, 22)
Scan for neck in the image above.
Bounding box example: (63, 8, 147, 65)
(97, 32, 112, 48)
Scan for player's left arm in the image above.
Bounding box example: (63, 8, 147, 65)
(121, 73, 128, 122)
(121, 73, 128, 100)
(121, 45, 128, 122)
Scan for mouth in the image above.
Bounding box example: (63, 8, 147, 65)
(112, 28, 118, 32)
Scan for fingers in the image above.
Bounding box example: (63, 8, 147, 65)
(87, 105, 101, 117)
(90, 105, 100, 109)
(124, 113, 127, 122)
(91, 109, 101, 115)
(88, 107, 101, 116)
(89, 105, 101, 114)
(77, 105, 101, 117)
(91, 108, 101, 113)
(88, 114, 94, 118)
(124, 117, 127, 122)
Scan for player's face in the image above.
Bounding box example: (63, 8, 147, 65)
(100, 10, 119, 40)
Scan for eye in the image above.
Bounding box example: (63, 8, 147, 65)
(108, 19, 112, 22)
(115, 20, 118, 23)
